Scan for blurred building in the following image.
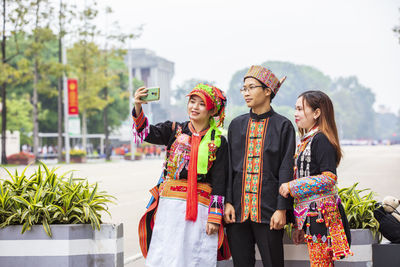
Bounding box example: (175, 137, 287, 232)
(115, 49, 175, 143)
(126, 49, 174, 120)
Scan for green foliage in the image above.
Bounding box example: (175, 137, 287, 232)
(0, 162, 115, 237)
(226, 61, 397, 140)
(338, 183, 381, 239)
(68, 41, 108, 116)
(330, 77, 376, 139)
(61, 149, 86, 157)
(374, 112, 399, 140)
(69, 149, 86, 157)
(0, 93, 33, 145)
(227, 61, 331, 108)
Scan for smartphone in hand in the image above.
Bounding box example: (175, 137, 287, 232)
(140, 87, 160, 102)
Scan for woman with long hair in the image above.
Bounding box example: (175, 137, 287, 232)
(134, 84, 230, 267)
(279, 90, 352, 266)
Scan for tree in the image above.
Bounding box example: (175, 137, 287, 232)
(68, 41, 108, 151)
(99, 6, 138, 160)
(227, 62, 379, 139)
(374, 111, 398, 141)
(227, 61, 331, 108)
(1, 0, 29, 163)
(25, 0, 60, 161)
(0, 93, 33, 145)
(226, 61, 330, 130)
(56, 0, 75, 162)
(330, 77, 376, 139)
(68, 1, 107, 152)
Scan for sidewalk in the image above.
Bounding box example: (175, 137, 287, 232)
(1, 145, 399, 266)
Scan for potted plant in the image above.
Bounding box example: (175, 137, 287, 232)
(0, 162, 123, 267)
(280, 183, 381, 266)
(218, 183, 382, 267)
(6, 152, 35, 165)
(134, 151, 142, 160)
(124, 152, 132, 160)
(62, 149, 87, 163)
(336, 183, 380, 266)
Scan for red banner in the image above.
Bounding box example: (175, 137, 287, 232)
(67, 79, 79, 115)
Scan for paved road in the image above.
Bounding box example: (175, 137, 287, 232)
(1, 145, 399, 267)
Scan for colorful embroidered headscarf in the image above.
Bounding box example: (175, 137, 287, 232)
(187, 83, 227, 127)
(185, 84, 226, 221)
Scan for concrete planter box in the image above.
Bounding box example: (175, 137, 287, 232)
(0, 223, 123, 267)
(218, 229, 377, 267)
(70, 156, 87, 163)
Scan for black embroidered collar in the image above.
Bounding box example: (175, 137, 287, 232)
(249, 108, 275, 121)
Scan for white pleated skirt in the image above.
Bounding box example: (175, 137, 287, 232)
(146, 182, 218, 267)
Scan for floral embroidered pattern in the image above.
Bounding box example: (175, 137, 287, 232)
(307, 236, 334, 267)
(289, 171, 337, 200)
(291, 130, 352, 262)
(241, 118, 268, 222)
(165, 127, 191, 180)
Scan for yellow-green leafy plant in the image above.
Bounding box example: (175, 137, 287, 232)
(69, 149, 87, 157)
(0, 162, 115, 237)
(338, 182, 381, 239)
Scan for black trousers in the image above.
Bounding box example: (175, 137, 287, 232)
(226, 220, 284, 267)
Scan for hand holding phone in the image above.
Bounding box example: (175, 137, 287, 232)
(140, 87, 160, 102)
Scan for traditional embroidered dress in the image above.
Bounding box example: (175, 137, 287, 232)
(135, 84, 230, 267)
(288, 128, 352, 266)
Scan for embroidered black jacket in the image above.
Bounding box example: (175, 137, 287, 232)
(226, 108, 295, 224)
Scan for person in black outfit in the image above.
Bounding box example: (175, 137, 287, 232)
(279, 90, 352, 266)
(134, 84, 230, 267)
(224, 65, 295, 267)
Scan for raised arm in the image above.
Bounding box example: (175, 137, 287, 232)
(132, 87, 175, 146)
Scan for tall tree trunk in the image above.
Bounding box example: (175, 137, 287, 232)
(103, 87, 110, 160)
(103, 50, 110, 160)
(1, 0, 7, 164)
(33, 58, 39, 161)
(57, 0, 63, 162)
(32, 1, 40, 162)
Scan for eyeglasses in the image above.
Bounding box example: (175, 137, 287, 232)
(239, 85, 263, 94)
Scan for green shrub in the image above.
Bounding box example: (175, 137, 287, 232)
(62, 149, 86, 157)
(0, 162, 115, 237)
(338, 182, 381, 239)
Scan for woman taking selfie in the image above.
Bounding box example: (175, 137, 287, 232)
(279, 90, 352, 266)
(134, 84, 229, 267)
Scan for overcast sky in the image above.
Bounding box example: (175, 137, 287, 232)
(95, 0, 400, 112)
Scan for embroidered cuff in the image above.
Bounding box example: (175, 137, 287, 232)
(289, 171, 337, 199)
(208, 195, 224, 225)
(132, 107, 149, 144)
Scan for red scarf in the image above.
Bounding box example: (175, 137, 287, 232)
(186, 123, 208, 221)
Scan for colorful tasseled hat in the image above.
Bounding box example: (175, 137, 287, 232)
(244, 65, 287, 95)
(187, 84, 227, 127)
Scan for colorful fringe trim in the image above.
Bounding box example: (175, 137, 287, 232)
(132, 118, 149, 145)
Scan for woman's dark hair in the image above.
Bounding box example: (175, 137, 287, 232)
(298, 90, 342, 166)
